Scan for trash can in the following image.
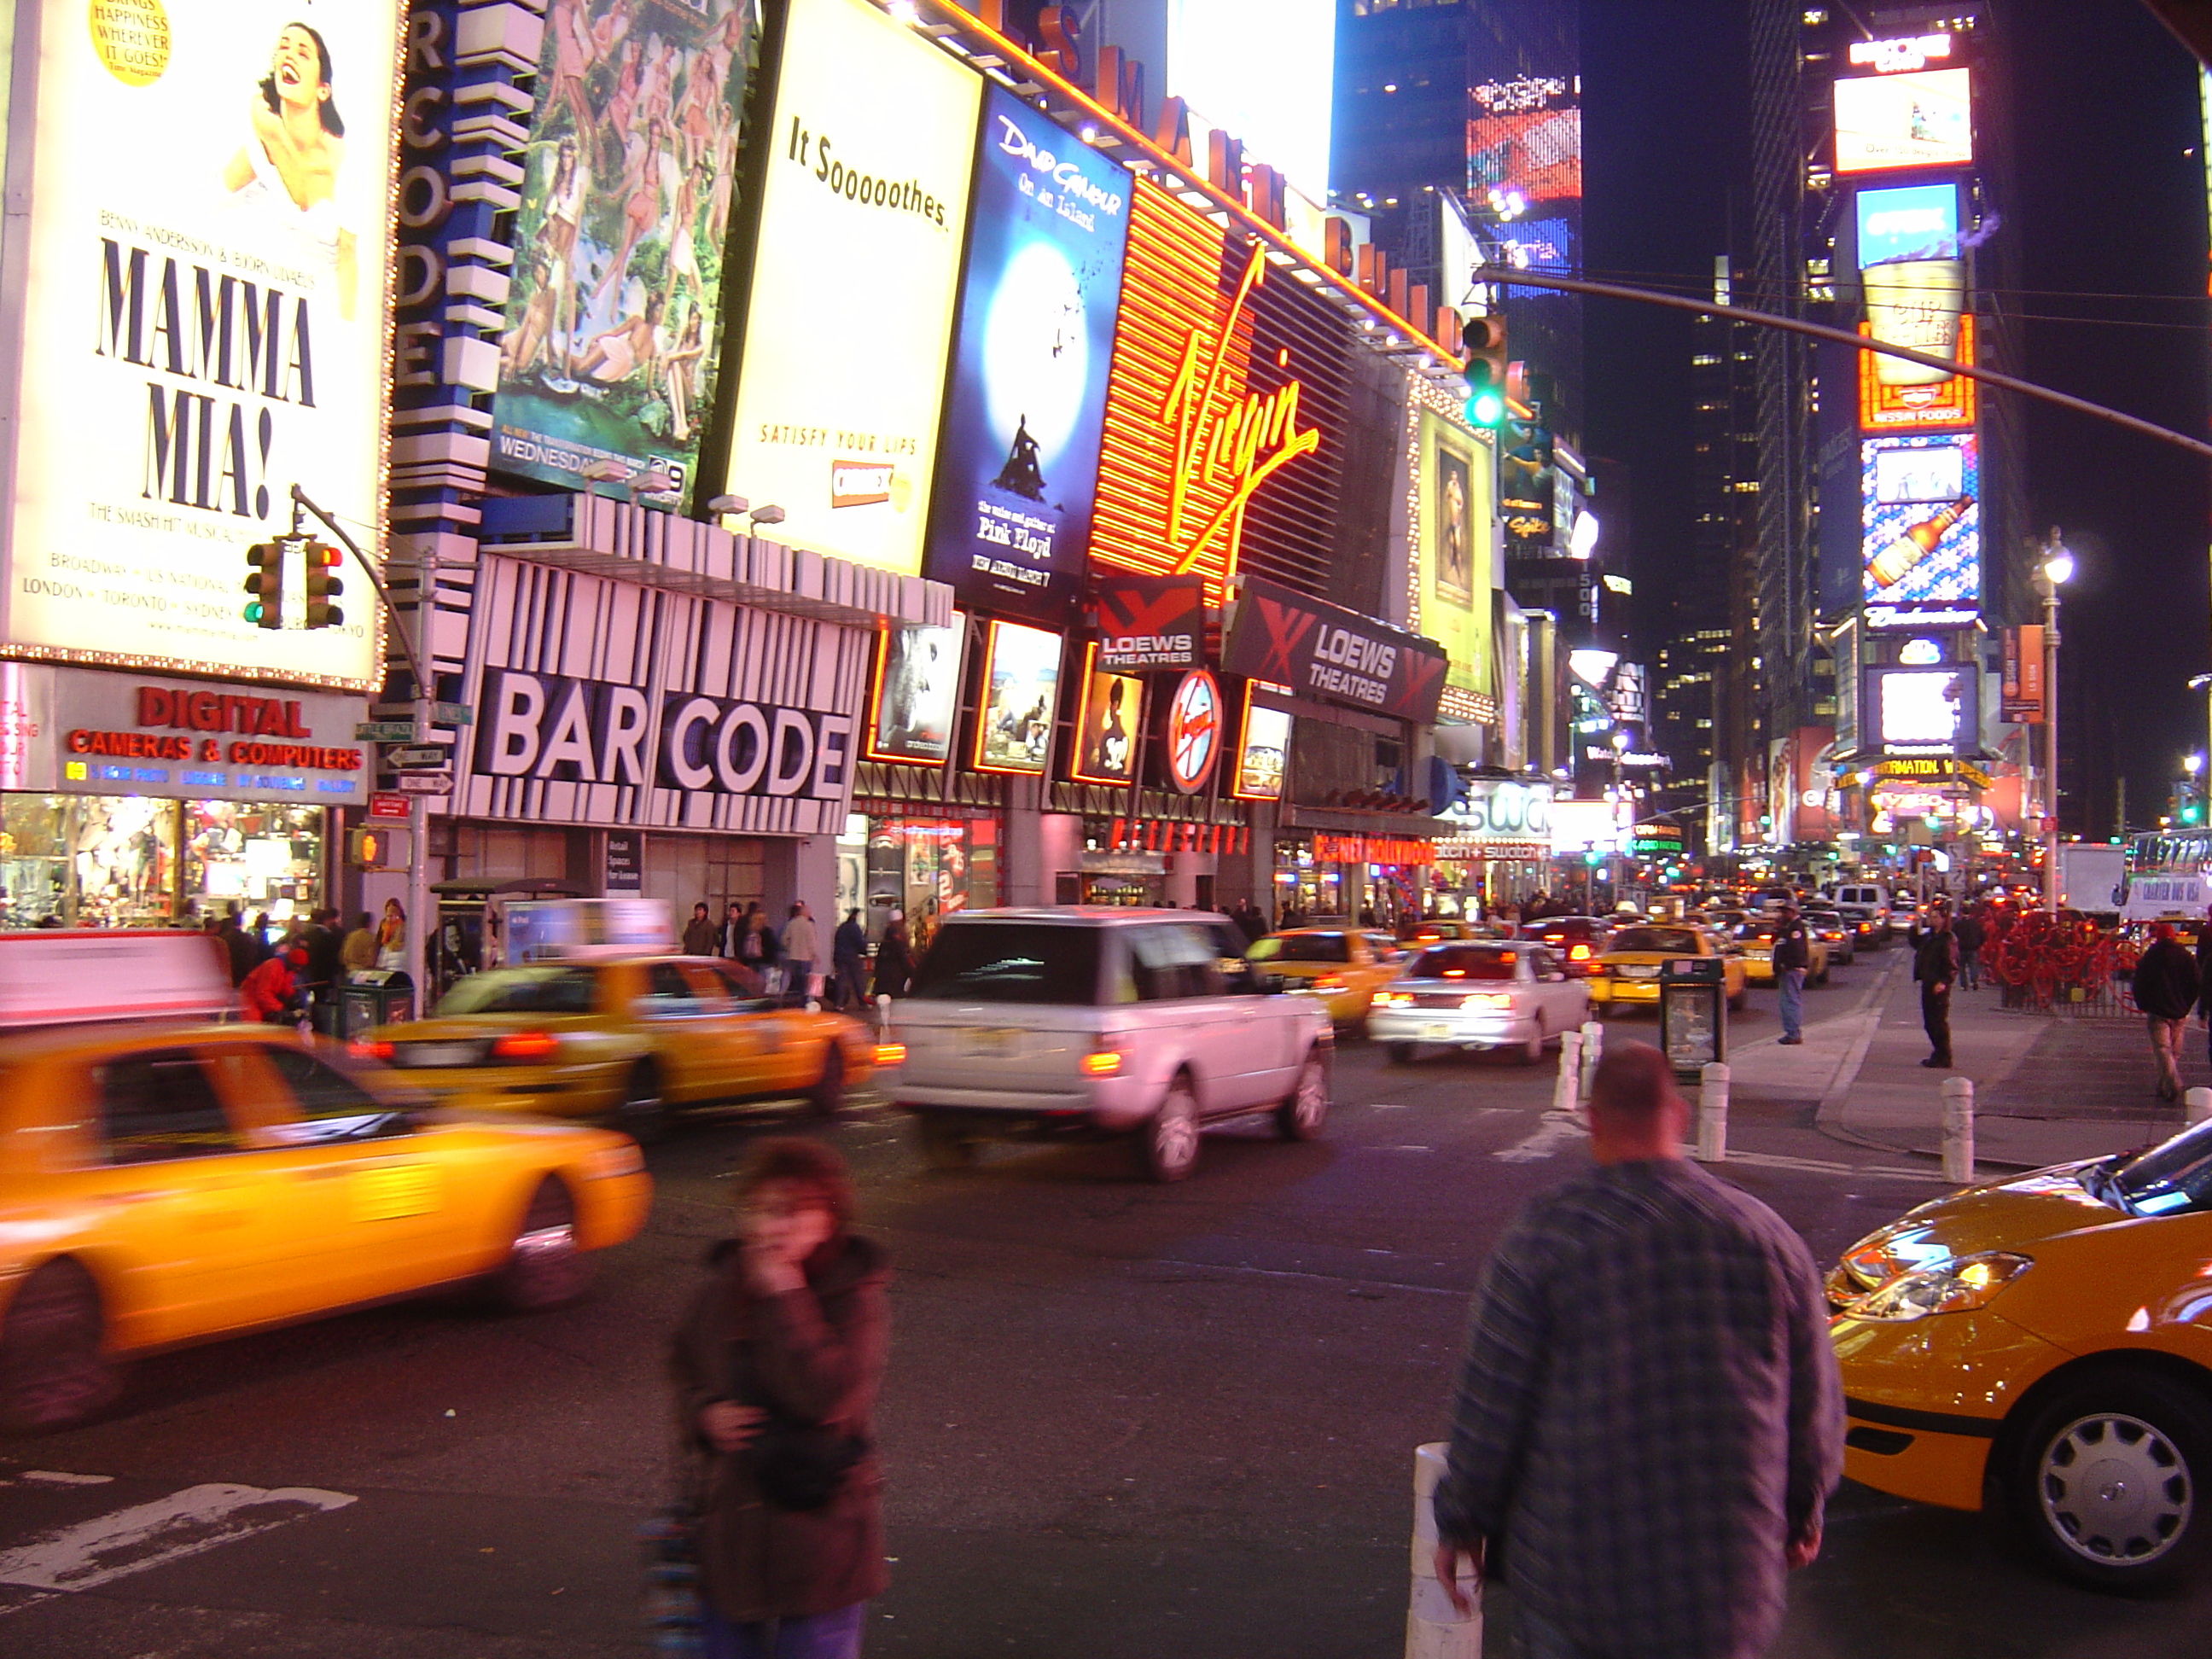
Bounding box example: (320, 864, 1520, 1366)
(336, 972, 415, 1039)
(1659, 957, 1726, 1079)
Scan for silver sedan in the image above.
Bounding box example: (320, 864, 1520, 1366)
(1366, 941, 1590, 1064)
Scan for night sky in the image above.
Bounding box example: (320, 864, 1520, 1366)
(1581, 0, 2209, 838)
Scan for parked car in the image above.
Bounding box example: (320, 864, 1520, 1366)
(882, 908, 1331, 1182)
(1587, 923, 1749, 1012)
(1367, 940, 1589, 1063)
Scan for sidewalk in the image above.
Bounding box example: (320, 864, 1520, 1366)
(1726, 947, 2192, 1170)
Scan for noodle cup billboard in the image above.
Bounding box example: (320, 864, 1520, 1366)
(2, 1, 400, 689)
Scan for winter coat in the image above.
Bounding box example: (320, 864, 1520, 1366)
(683, 916, 719, 958)
(239, 956, 297, 1023)
(2197, 932, 2212, 1016)
(871, 930, 913, 999)
(1912, 928, 1959, 987)
(341, 927, 377, 974)
(1772, 920, 1812, 974)
(833, 918, 867, 962)
(2133, 939, 2203, 1021)
(1951, 916, 1984, 956)
(668, 1234, 892, 1623)
(783, 914, 821, 963)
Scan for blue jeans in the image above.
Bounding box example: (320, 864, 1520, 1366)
(701, 1601, 865, 1659)
(1779, 968, 1806, 1040)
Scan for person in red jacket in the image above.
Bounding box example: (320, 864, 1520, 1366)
(241, 945, 306, 1025)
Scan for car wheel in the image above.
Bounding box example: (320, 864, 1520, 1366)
(1135, 1076, 1201, 1183)
(1384, 1042, 1416, 1066)
(2005, 1370, 2212, 1589)
(1519, 1021, 1546, 1066)
(615, 1060, 666, 1144)
(1729, 988, 1747, 1012)
(809, 1043, 845, 1117)
(1275, 1053, 1330, 1141)
(915, 1115, 977, 1172)
(0, 1260, 119, 1435)
(492, 1178, 590, 1313)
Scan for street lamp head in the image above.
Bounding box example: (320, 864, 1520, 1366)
(2191, 754, 2205, 777)
(2042, 548, 2075, 586)
(2192, 673, 2212, 694)
(748, 504, 789, 527)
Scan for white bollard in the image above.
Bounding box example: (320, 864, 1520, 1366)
(1407, 1443, 1481, 1659)
(1697, 1062, 1731, 1163)
(1941, 1076, 1975, 1185)
(1553, 1028, 1583, 1116)
(2187, 1087, 2212, 1127)
(1579, 1020, 1604, 1101)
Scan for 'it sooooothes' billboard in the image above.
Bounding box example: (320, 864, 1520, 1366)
(923, 84, 1130, 627)
(490, 0, 759, 505)
(719, 0, 979, 576)
(4, 1, 399, 689)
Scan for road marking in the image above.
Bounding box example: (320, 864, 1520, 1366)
(0, 1482, 356, 1595)
(17, 1472, 114, 1487)
(1494, 1108, 1588, 1163)
(1723, 1149, 1953, 1184)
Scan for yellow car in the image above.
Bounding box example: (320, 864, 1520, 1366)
(0, 1021, 650, 1433)
(1246, 929, 1407, 1028)
(359, 956, 876, 1140)
(1829, 1132, 2212, 1588)
(1586, 923, 1748, 1012)
(1732, 920, 1830, 987)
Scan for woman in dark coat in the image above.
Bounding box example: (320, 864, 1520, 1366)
(670, 1138, 889, 1657)
(870, 919, 913, 1000)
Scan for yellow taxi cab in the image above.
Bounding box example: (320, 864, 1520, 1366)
(0, 930, 650, 1434)
(1586, 923, 1749, 1012)
(1732, 918, 1830, 986)
(358, 956, 876, 1141)
(1246, 928, 1406, 1028)
(1829, 1128, 2212, 1588)
(1407, 918, 1482, 946)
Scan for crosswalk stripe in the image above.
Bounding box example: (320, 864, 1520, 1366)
(0, 1482, 356, 1595)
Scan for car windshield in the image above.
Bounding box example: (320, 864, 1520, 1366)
(434, 967, 598, 1016)
(1408, 946, 1519, 981)
(2109, 1122, 2212, 1215)
(1521, 920, 1598, 939)
(1250, 933, 1351, 963)
(1734, 923, 1778, 941)
(908, 923, 1103, 1004)
(1609, 928, 1703, 954)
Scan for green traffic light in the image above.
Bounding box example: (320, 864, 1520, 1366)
(243, 602, 262, 625)
(1464, 389, 1505, 428)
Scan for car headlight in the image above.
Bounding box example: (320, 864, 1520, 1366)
(1850, 1251, 2033, 1321)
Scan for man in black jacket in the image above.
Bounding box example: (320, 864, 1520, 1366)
(1772, 904, 1813, 1045)
(1913, 905, 1959, 1069)
(2134, 923, 2202, 1103)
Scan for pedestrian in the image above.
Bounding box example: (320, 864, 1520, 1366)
(1772, 902, 1811, 1045)
(2197, 906, 2212, 1068)
(1953, 905, 1985, 992)
(1431, 1043, 1842, 1659)
(831, 909, 868, 1012)
(241, 945, 306, 1025)
(683, 901, 719, 958)
(218, 905, 254, 987)
(668, 1138, 889, 1659)
(870, 918, 912, 1001)
(1913, 903, 1959, 1069)
(341, 911, 377, 977)
(304, 908, 342, 1028)
(782, 901, 820, 999)
(719, 900, 749, 961)
(2132, 923, 2201, 1103)
(375, 899, 407, 972)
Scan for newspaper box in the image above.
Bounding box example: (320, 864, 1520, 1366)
(337, 971, 416, 1037)
(1659, 955, 1727, 1078)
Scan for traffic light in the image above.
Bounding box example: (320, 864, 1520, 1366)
(1461, 312, 1507, 428)
(243, 541, 283, 629)
(349, 824, 412, 870)
(302, 541, 343, 629)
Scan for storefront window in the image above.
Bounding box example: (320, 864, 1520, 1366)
(865, 818, 999, 950)
(182, 801, 323, 927)
(0, 795, 178, 928)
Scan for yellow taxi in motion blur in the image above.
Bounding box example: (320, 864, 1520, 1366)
(358, 957, 876, 1139)
(0, 931, 650, 1435)
(1586, 923, 1749, 1012)
(1829, 1126, 2212, 1588)
(1732, 919, 1830, 986)
(1245, 929, 1407, 1028)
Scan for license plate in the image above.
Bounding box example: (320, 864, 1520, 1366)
(1618, 965, 1658, 980)
(1422, 1023, 1452, 1039)
(352, 1162, 440, 1222)
(962, 1027, 1020, 1057)
(401, 1043, 480, 1068)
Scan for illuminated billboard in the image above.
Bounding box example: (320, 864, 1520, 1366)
(1834, 69, 1972, 174)
(974, 620, 1060, 775)
(1867, 665, 1978, 756)
(866, 613, 966, 766)
(490, 1, 758, 506)
(4, 2, 399, 689)
(1467, 75, 1580, 209)
(1418, 412, 1492, 697)
(720, 0, 981, 576)
(1233, 694, 1291, 802)
(1861, 434, 1979, 623)
(1069, 643, 1143, 786)
(1859, 316, 1976, 433)
(1855, 182, 1958, 266)
(923, 86, 1130, 626)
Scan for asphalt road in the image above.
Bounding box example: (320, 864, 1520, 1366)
(3, 949, 2207, 1657)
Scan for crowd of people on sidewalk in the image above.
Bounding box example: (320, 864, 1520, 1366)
(678, 899, 915, 1010)
(201, 897, 411, 1028)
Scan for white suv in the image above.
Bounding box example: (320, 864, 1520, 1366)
(884, 908, 1332, 1182)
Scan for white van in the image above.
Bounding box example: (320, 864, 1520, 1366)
(883, 908, 1331, 1182)
(1831, 883, 1892, 944)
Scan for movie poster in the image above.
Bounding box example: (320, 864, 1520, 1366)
(865, 613, 965, 765)
(973, 620, 1060, 775)
(923, 84, 1131, 625)
(1418, 410, 1492, 696)
(6, 0, 402, 688)
(1070, 649, 1142, 784)
(489, 0, 756, 507)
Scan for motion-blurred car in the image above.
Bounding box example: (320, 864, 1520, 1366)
(1829, 1126, 2212, 1589)
(1516, 916, 1613, 978)
(1733, 919, 1831, 986)
(1586, 923, 1749, 1012)
(882, 909, 1331, 1182)
(357, 957, 874, 1139)
(1244, 928, 1406, 1028)
(0, 931, 649, 1434)
(1367, 940, 1588, 1063)
(1802, 905, 1857, 967)
(1406, 917, 1484, 946)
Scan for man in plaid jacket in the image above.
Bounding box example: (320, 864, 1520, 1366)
(1432, 1044, 1842, 1658)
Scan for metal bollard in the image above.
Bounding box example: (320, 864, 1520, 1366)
(1553, 1028, 1584, 1115)
(1407, 1443, 1481, 1659)
(1697, 1062, 1731, 1163)
(2187, 1087, 2212, 1127)
(1941, 1076, 1975, 1185)
(1579, 1020, 1604, 1101)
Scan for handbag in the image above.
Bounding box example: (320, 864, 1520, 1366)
(743, 1413, 870, 1512)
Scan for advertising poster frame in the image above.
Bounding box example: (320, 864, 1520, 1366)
(1834, 68, 1973, 174)
(1860, 432, 1980, 618)
(1068, 641, 1143, 787)
(1418, 410, 1492, 696)
(864, 611, 966, 766)
(972, 618, 1060, 777)
(1231, 690, 1291, 802)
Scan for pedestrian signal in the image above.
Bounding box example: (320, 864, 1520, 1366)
(349, 824, 412, 871)
(244, 542, 284, 629)
(1461, 313, 1507, 428)
(302, 542, 344, 630)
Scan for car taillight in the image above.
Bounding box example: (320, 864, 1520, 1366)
(1462, 992, 1515, 1010)
(492, 1031, 560, 1062)
(1312, 975, 1347, 991)
(875, 1043, 906, 1067)
(348, 1039, 393, 1062)
(1081, 1050, 1122, 1076)
(1378, 991, 1413, 1008)
(1569, 944, 1592, 961)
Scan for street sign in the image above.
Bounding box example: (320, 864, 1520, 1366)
(368, 792, 412, 821)
(385, 746, 451, 770)
(355, 721, 413, 742)
(433, 701, 474, 726)
(395, 771, 453, 794)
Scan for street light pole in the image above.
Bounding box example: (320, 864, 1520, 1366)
(2038, 533, 2075, 913)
